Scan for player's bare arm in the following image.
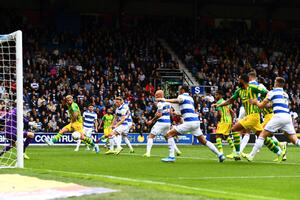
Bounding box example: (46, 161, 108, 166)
(156, 98, 182, 104)
(147, 111, 162, 125)
(249, 98, 269, 109)
(114, 116, 126, 128)
(216, 97, 235, 108)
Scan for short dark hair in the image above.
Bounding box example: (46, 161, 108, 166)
(240, 74, 249, 83)
(275, 77, 285, 87)
(216, 90, 223, 96)
(89, 104, 94, 107)
(180, 85, 190, 93)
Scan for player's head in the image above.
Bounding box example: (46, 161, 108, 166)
(115, 96, 123, 107)
(179, 85, 190, 94)
(215, 90, 223, 101)
(66, 95, 73, 105)
(248, 70, 257, 81)
(155, 90, 164, 98)
(107, 107, 112, 114)
(88, 104, 94, 112)
(275, 77, 285, 88)
(238, 74, 249, 88)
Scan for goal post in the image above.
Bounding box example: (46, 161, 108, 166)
(0, 30, 23, 168)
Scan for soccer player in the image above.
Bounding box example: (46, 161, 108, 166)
(97, 108, 114, 148)
(156, 85, 225, 162)
(0, 108, 34, 160)
(144, 90, 182, 157)
(245, 77, 299, 162)
(44, 95, 99, 153)
(216, 74, 280, 160)
(213, 90, 236, 157)
(74, 104, 98, 151)
(106, 97, 133, 155)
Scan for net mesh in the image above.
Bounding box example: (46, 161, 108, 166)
(0, 33, 18, 168)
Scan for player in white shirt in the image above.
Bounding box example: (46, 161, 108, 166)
(74, 104, 98, 151)
(156, 85, 225, 162)
(246, 77, 300, 162)
(144, 90, 181, 157)
(106, 97, 133, 155)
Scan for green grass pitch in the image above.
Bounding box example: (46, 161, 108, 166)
(1, 145, 300, 200)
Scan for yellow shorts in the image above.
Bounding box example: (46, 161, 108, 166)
(63, 121, 83, 134)
(239, 113, 263, 133)
(216, 123, 232, 135)
(104, 128, 112, 136)
(262, 113, 274, 128)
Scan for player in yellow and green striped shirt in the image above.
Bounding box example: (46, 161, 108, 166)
(214, 90, 236, 157)
(44, 95, 99, 153)
(217, 74, 281, 160)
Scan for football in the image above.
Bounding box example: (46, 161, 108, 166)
(72, 131, 81, 141)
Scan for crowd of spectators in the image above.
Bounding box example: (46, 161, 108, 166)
(0, 14, 299, 133)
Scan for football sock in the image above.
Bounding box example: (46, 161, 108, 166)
(216, 137, 223, 154)
(100, 135, 106, 140)
(271, 136, 281, 146)
(76, 139, 81, 149)
(226, 136, 236, 152)
(52, 132, 63, 143)
(232, 132, 240, 155)
(123, 136, 133, 150)
(0, 145, 12, 156)
(167, 137, 175, 157)
(174, 142, 180, 153)
(249, 137, 264, 158)
(105, 138, 109, 146)
(146, 138, 153, 154)
(240, 133, 250, 152)
(115, 135, 122, 149)
(109, 137, 114, 151)
(23, 137, 33, 152)
(295, 139, 300, 147)
(83, 137, 95, 147)
(206, 140, 222, 157)
(264, 137, 280, 154)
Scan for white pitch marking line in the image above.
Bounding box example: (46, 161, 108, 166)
(25, 168, 284, 200)
(156, 175, 300, 180)
(121, 152, 300, 166)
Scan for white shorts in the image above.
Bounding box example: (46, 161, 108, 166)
(264, 114, 296, 134)
(238, 106, 245, 121)
(150, 123, 170, 136)
(83, 127, 94, 137)
(174, 122, 203, 137)
(124, 122, 133, 135)
(113, 124, 129, 135)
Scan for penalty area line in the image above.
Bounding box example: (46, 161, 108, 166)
(25, 168, 282, 200)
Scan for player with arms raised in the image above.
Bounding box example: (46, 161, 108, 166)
(44, 95, 99, 153)
(157, 85, 225, 162)
(144, 90, 181, 157)
(245, 77, 299, 162)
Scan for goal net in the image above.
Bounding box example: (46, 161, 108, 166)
(0, 31, 23, 168)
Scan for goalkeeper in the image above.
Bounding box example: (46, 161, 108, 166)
(44, 95, 99, 153)
(0, 108, 34, 160)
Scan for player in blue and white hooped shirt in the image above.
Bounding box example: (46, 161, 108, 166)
(156, 85, 225, 162)
(144, 90, 181, 157)
(74, 104, 98, 151)
(106, 97, 133, 155)
(246, 77, 300, 162)
(121, 102, 134, 153)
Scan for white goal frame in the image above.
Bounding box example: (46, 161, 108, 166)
(0, 30, 23, 168)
